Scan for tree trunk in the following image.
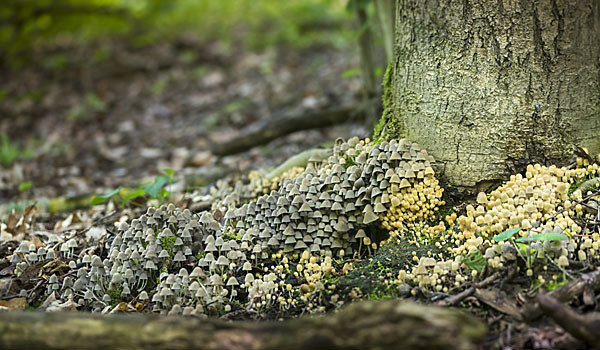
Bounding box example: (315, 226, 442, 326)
(0, 300, 486, 350)
(376, 0, 600, 189)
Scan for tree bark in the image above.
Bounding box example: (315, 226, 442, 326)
(0, 300, 486, 350)
(376, 0, 600, 189)
(374, 0, 396, 64)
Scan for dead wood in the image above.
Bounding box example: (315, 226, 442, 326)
(211, 103, 367, 157)
(522, 270, 600, 322)
(537, 293, 600, 347)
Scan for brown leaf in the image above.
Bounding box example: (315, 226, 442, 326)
(189, 151, 213, 167)
(213, 209, 224, 222)
(135, 302, 145, 312)
(110, 302, 130, 313)
(47, 298, 80, 312)
(5, 212, 19, 234)
(5, 204, 37, 235)
(39, 292, 58, 310)
(41, 259, 69, 279)
(0, 297, 27, 310)
(15, 260, 46, 290)
(23, 204, 37, 222)
(31, 236, 45, 249)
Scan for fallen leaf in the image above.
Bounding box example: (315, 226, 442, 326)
(135, 302, 145, 312)
(41, 259, 69, 279)
(39, 292, 58, 310)
(31, 236, 45, 249)
(47, 297, 80, 312)
(110, 302, 130, 313)
(6, 297, 27, 310)
(85, 226, 107, 241)
(1, 298, 27, 310)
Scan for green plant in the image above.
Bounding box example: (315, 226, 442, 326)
(66, 93, 106, 122)
(18, 181, 33, 191)
(160, 236, 177, 258)
(142, 168, 175, 204)
(106, 285, 123, 306)
(91, 169, 175, 206)
(150, 77, 168, 96)
(0, 133, 22, 167)
(344, 155, 356, 169)
(91, 187, 123, 205)
(341, 67, 361, 78)
(222, 232, 242, 241)
(493, 228, 568, 268)
(463, 251, 486, 274)
(366, 284, 397, 300)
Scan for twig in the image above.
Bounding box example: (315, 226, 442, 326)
(435, 272, 500, 306)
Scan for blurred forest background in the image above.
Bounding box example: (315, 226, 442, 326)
(1, 0, 355, 64)
(0, 0, 391, 208)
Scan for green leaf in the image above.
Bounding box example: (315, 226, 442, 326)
(141, 175, 170, 198)
(341, 68, 361, 78)
(463, 251, 486, 273)
(516, 243, 535, 255)
(162, 168, 175, 176)
(91, 187, 122, 205)
(515, 232, 568, 242)
(18, 181, 33, 191)
(85, 93, 106, 112)
(121, 188, 146, 205)
(493, 228, 521, 241)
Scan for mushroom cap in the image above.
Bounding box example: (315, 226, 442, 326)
(476, 192, 488, 204)
(216, 255, 230, 266)
(355, 229, 367, 238)
(226, 276, 239, 286)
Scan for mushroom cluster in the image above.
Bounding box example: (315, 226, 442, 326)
(452, 163, 600, 257)
(10, 137, 600, 315)
(391, 159, 600, 293)
(211, 137, 443, 259)
(16, 137, 445, 315)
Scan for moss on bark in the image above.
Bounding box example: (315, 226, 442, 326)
(373, 62, 403, 142)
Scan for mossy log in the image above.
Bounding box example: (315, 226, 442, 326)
(0, 300, 486, 350)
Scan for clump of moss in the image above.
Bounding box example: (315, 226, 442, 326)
(373, 62, 403, 142)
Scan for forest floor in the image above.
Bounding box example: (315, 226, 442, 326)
(0, 40, 598, 350)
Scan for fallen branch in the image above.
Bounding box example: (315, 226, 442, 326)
(0, 300, 486, 350)
(537, 293, 600, 347)
(211, 103, 367, 157)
